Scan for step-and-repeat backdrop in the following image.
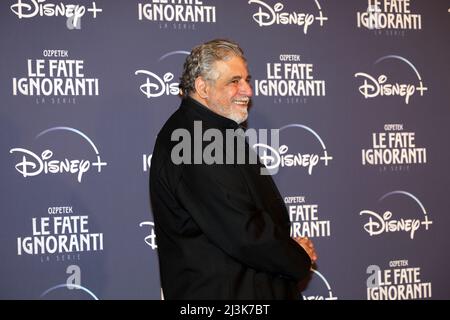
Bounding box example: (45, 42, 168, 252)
(1, 0, 449, 299)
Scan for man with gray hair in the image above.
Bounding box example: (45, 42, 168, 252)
(150, 39, 317, 299)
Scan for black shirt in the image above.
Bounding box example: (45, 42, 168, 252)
(149, 97, 311, 299)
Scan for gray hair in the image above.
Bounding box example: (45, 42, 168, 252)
(179, 39, 245, 98)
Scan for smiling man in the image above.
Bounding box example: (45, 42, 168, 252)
(189, 49, 252, 124)
(149, 39, 317, 300)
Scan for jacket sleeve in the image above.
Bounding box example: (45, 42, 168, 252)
(175, 163, 311, 282)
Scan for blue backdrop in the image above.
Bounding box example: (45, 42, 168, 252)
(1, 0, 449, 299)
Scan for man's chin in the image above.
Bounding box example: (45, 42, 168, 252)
(230, 111, 248, 124)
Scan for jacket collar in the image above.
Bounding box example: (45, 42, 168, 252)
(180, 96, 241, 130)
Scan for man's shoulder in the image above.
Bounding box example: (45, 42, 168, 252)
(154, 106, 190, 147)
(150, 105, 189, 179)
(160, 105, 188, 131)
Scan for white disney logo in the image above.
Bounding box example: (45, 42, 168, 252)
(359, 210, 432, 239)
(253, 144, 331, 175)
(135, 51, 188, 99)
(354, 73, 416, 104)
(248, 0, 327, 34)
(255, 124, 332, 175)
(9, 148, 90, 182)
(9, 148, 106, 183)
(10, 0, 102, 26)
(9, 127, 107, 183)
(135, 70, 180, 98)
(360, 190, 433, 240)
(354, 55, 427, 104)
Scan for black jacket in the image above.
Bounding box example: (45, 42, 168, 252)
(149, 97, 311, 299)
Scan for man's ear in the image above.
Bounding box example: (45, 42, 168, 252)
(194, 76, 209, 99)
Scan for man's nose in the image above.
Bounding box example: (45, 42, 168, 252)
(240, 80, 253, 97)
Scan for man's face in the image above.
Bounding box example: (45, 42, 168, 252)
(204, 56, 252, 124)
